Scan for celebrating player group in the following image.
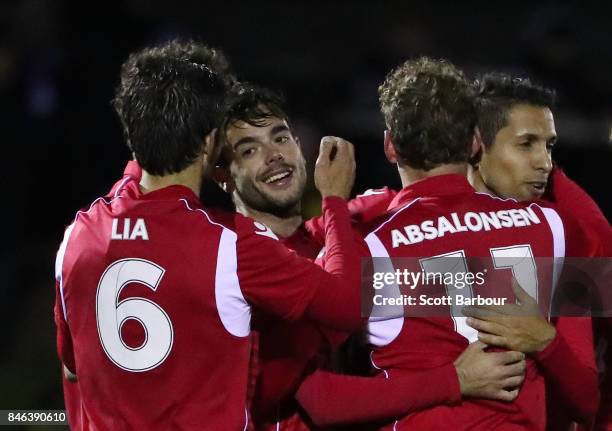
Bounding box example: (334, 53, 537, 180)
(54, 40, 611, 430)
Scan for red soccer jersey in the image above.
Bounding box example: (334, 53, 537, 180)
(251, 189, 399, 431)
(249, 226, 323, 431)
(544, 166, 612, 431)
(53, 162, 362, 431)
(360, 174, 599, 431)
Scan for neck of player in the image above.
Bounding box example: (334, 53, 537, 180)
(139, 159, 204, 196)
(236, 202, 303, 238)
(397, 162, 469, 187)
(467, 165, 494, 195)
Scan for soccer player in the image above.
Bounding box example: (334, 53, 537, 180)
(468, 73, 612, 431)
(53, 41, 366, 430)
(216, 84, 531, 430)
(59, 39, 238, 431)
(296, 70, 608, 431)
(371, 58, 603, 430)
(470, 72, 610, 235)
(298, 58, 600, 430)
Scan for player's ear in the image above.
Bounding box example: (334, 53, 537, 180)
(383, 130, 398, 163)
(213, 166, 235, 194)
(470, 127, 484, 166)
(202, 129, 220, 164)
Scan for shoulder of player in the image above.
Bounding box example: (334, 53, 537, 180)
(351, 187, 397, 207)
(349, 187, 398, 221)
(472, 192, 559, 215)
(232, 213, 280, 241)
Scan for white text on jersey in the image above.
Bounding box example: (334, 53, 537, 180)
(111, 218, 149, 240)
(390, 208, 540, 248)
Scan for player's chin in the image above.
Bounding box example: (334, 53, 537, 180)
(263, 190, 300, 209)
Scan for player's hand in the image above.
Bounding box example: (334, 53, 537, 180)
(315, 136, 356, 199)
(454, 341, 525, 402)
(462, 278, 557, 354)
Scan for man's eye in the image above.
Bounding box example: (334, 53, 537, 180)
(242, 148, 256, 157)
(519, 141, 531, 148)
(546, 142, 555, 151)
(276, 136, 290, 144)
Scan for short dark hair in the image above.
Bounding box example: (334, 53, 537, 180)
(113, 41, 230, 175)
(223, 83, 288, 132)
(152, 39, 237, 87)
(218, 84, 289, 167)
(475, 73, 556, 147)
(378, 57, 476, 170)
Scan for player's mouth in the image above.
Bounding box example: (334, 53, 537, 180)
(525, 181, 547, 197)
(260, 167, 294, 189)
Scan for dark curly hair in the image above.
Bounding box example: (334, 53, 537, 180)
(112, 40, 232, 175)
(378, 57, 476, 170)
(475, 73, 556, 147)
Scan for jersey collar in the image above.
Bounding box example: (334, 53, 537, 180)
(123, 160, 142, 180)
(120, 162, 200, 204)
(388, 174, 474, 210)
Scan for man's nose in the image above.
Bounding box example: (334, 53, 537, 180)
(265, 144, 284, 164)
(533, 144, 552, 174)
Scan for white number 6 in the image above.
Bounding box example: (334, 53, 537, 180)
(96, 258, 173, 372)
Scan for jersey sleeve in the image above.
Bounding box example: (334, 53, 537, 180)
(252, 322, 354, 421)
(251, 320, 326, 422)
(533, 316, 599, 424)
(237, 197, 365, 331)
(54, 280, 76, 373)
(54, 225, 76, 373)
(295, 365, 461, 427)
(533, 208, 603, 424)
(558, 206, 607, 258)
(546, 167, 611, 244)
(305, 187, 397, 246)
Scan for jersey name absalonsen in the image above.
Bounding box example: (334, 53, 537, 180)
(391, 208, 541, 248)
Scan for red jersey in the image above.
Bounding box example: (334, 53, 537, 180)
(53, 162, 362, 431)
(361, 174, 599, 431)
(250, 226, 323, 431)
(251, 188, 399, 431)
(62, 377, 85, 430)
(544, 167, 612, 431)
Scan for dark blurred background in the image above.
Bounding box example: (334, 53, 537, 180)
(1, 0, 610, 421)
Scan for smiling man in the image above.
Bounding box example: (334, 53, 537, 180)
(52, 40, 371, 431)
(220, 87, 308, 237)
(216, 84, 532, 431)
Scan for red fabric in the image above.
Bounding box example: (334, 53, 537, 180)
(305, 187, 397, 247)
(53, 163, 361, 430)
(533, 317, 599, 424)
(358, 175, 599, 430)
(253, 173, 608, 430)
(246, 331, 260, 431)
(251, 190, 399, 430)
(544, 166, 612, 430)
(62, 377, 84, 430)
(295, 364, 461, 427)
(248, 227, 325, 431)
(545, 167, 611, 248)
